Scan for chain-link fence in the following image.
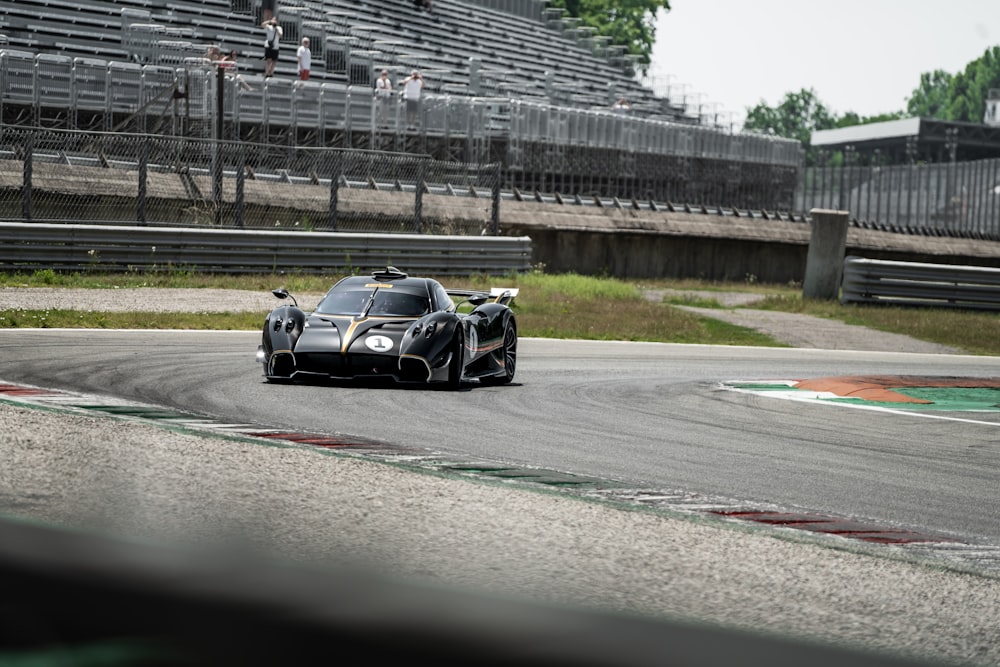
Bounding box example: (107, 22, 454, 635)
(797, 158, 1000, 240)
(0, 126, 502, 234)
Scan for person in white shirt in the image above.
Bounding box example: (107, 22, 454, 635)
(262, 17, 283, 78)
(401, 69, 424, 128)
(297, 37, 311, 81)
(375, 69, 393, 125)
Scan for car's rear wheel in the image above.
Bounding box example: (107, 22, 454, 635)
(447, 328, 464, 390)
(480, 319, 516, 385)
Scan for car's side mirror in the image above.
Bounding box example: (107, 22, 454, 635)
(271, 288, 297, 307)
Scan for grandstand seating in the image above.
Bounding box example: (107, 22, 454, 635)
(0, 0, 685, 119)
(0, 0, 804, 210)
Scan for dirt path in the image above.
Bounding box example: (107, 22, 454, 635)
(646, 289, 961, 354)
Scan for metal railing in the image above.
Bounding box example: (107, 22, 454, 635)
(797, 158, 1000, 241)
(465, 0, 546, 20)
(0, 222, 532, 275)
(0, 50, 804, 211)
(841, 256, 1000, 310)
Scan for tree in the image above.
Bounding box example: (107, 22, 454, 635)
(836, 111, 906, 128)
(743, 89, 907, 165)
(906, 48, 1000, 122)
(546, 0, 670, 73)
(905, 70, 953, 119)
(743, 88, 837, 151)
(945, 46, 1000, 123)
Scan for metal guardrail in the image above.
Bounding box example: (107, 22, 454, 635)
(841, 256, 1000, 310)
(0, 222, 532, 275)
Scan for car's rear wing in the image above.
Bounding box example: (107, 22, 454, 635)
(447, 288, 519, 307)
(489, 288, 519, 305)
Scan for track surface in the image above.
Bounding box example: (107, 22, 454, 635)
(3, 329, 1000, 549)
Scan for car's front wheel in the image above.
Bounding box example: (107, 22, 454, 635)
(265, 352, 295, 383)
(480, 319, 516, 385)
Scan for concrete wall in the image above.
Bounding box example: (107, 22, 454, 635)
(500, 200, 1000, 284)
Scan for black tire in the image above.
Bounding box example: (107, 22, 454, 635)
(446, 328, 464, 390)
(480, 319, 516, 385)
(266, 353, 295, 383)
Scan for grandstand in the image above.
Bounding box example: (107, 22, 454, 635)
(0, 0, 804, 210)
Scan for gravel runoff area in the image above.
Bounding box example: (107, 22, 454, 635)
(1, 287, 992, 665)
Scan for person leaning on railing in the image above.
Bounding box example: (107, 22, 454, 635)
(221, 50, 253, 91)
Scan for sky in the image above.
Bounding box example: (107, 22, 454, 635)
(647, 0, 1000, 128)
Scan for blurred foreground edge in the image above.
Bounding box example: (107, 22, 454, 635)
(0, 516, 932, 667)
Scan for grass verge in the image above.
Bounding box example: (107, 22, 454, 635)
(2, 269, 999, 354)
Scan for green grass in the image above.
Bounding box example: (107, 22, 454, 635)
(0, 308, 262, 330)
(3, 268, 1000, 354)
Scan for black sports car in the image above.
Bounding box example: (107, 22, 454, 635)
(256, 267, 518, 388)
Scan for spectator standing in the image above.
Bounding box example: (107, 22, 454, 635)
(401, 69, 424, 128)
(297, 37, 311, 81)
(262, 17, 283, 78)
(374, 68, 393, 126)
(612, 97, 631, 115)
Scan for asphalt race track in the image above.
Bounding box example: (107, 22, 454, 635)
(2, 329, 1000, 550)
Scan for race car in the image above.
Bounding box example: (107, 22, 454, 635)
(256, 267, 518, 388)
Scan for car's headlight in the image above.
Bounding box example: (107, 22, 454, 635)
(412, 322, 439, 338)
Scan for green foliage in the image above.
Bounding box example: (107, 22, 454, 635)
(906, 69, 954, 118)
(835, 110, 906, 128)
(0, 308, 262, 330)
(738, 42, 1000, 164)
(32, 269, 59, 285)
(661, 294, 724, 309)
(513, 271, 642, 300)
(906, 50, 1000, 123)
(743, 88, 839, 164)
(547, 0, 670, 73)
(944, 46, 1000, 122)
(744, 88, 905, 166)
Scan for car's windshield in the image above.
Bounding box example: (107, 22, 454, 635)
(316, 288, 429, 317)
(315, 289, 372, 316)
(368, 290, 430, 317)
